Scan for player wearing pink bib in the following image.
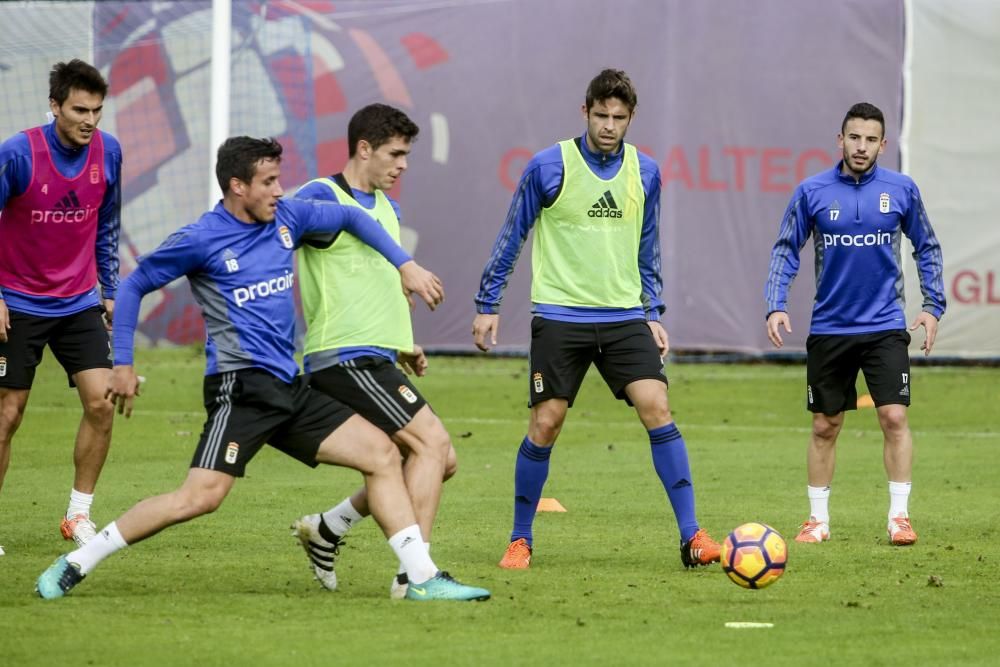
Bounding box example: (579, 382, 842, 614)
(0, 60, 123, 556)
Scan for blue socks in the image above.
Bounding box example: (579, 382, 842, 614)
(649, 423, 699, 543)
(511, 436, 552, 546)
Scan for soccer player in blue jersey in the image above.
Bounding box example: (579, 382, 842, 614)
(473, 69, 721, 570)
(292, 104, 458, 599)
(0, 60, 123, 556)
(36, 136, 490, 601)
(764, 102, 945, 546)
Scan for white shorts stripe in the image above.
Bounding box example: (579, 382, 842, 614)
(343, 360, 410, 429)
(200, 371, 236, 468)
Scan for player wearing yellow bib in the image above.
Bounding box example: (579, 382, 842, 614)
(473, 70, 721, 570)
(292, 104, 457, 598)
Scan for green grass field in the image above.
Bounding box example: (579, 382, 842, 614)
(1, 349, 997, 666)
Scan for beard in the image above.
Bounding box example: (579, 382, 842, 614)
(842, 150, 877, 177)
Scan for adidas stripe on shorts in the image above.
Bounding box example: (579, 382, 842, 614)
(308, 355, 427, 435)
(192, 368, 354, 476)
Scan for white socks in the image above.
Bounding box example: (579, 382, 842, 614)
(888, 481, 911, 519)
(807, 485, 831, 523)
(388, 525, 437, 585)
(68, 521, 128, 575)
(396, 542, 431, 578)
(67, 489, 94, 518)
(806, 483, 911, 524)
(322, 498, 365, 537)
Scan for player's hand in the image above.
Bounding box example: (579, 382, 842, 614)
(0, 299, 9, 343)
(102, 298, 115, 331)
(766, 311, 791, 348)
(105, 364, 143, 418)
(399, 261, 444, 310)
(472, 313, 499, 351)
(647, 320, 669, 358)
(909, 311, 939, 356)
(398, 345, 428, 377)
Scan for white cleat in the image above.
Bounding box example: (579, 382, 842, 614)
(291, 514, 342, 591)
(390, 573, 409, 600)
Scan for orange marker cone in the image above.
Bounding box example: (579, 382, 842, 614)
(536, 498, 567, 512)
(857, 393, 875, 408)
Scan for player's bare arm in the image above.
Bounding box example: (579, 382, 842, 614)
(102, 298, 115, 330)
(909, 311, 939, 356)
(398, 344, 428, 377)
(105, 364, 142, 418)
(472, 313, 499, 351)
(399, 261, 444, 310)
(0, 299, 9, 343)
(647, 320, 669, 357)
(766, 311, 791, 348)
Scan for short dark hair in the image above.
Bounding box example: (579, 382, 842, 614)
(585, 69, 637, 112)
(49, 59, 108, 106)
(215, 137, 283, 193)
(841, 102, 885, 137)
(347, 103, 419, 157)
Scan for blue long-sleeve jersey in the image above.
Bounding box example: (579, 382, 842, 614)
(293, 178, 403, 366)
(765, 162, 945, 334)
(113, 199, 412, 383)
(475, 134, 664, 323)
(0, 121, 122, 315)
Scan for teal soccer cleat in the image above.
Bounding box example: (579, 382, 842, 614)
(404, 571, 490, 601)
(36, 556, 85, 600)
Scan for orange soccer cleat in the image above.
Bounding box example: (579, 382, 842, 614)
(887, 516, 917, 546)
(794, 517, 831, 543)
(680, 528, 721, 568)
(60, 514, 97, 548)
(499, 538, 532, 569)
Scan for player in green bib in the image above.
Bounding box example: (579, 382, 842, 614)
(292, 104, 459, 598)
(473, 69, 721, 571)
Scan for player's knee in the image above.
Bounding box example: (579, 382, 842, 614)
(174, 488, 226, 519)
(639, 403, 671, 427)
(812, 414, 843, 442)
(0, 401, 26, 434)
(878, 406, 908, 434)
(443, 444, 458, 482)
(366, 435, 403, 476)
(408, 420, 452, 460)
(83, 394, 115, 426)
(531, 413, 565, 442)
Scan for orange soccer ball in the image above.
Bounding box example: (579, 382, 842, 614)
(721, 522, 787, 589)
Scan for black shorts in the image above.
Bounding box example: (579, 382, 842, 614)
(528, 317, 667, 407)
(191, 369, 355, 477)
(0, 306, 111, 389)
(806, 330, 912, 414)
(308, 356, 426, 435)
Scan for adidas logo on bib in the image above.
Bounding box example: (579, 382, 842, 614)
(588, 190, 622, 218)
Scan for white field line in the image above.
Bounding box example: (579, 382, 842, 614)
(26, 406, 996, 439)
(440, 416, 997, 439)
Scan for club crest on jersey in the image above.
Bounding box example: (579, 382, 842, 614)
(278, 225, 293, 249)
(533, 372, 544, 393)
(89, 164, 100, 185)
(879, 192, 891, 214)
(225, 442, 240, 464)
(0, 356, 6, 377)
(398, 385, 418, 404)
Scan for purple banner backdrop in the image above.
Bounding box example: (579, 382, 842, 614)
(90, 0, 904, 354)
